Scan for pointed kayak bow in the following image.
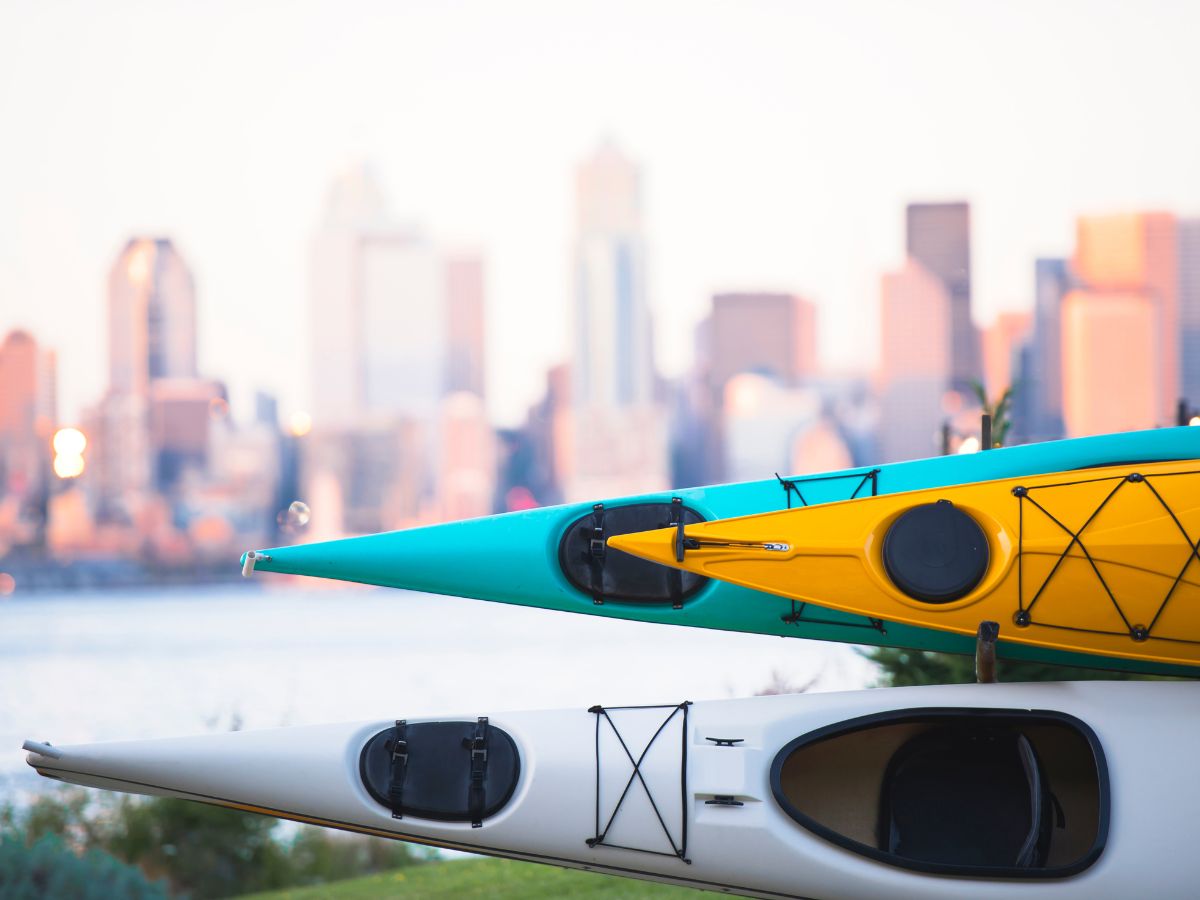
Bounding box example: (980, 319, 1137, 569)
(609, 458, 1200, 668)
(241, 427, 1200, 675)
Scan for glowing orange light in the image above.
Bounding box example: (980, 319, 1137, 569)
(288, 410, 313, 437)
(52, 427, 86, 456)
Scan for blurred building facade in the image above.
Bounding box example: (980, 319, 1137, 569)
(561, 141, 668, 500)
(906, 202, 977, 393)
(302, 166, 495, 534)
(1061, 290, 1159, 436)
(1179, 218, 1200, 408)
(1072, 212, 1178, 422)
(1026, 258, 1075, 440)
(686, 292, 820, 483)
(0, 329, 56, 553)
(878, 260, 951, 461)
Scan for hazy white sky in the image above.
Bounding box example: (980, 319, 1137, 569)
(3, 0, 1200, 426)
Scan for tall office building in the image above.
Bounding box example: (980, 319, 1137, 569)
(108, 239, 197, 397)
(878, 261, 951, 462)
(563, 142, 667, 500)
(309, 165, 444, 427)
(1073, 212, 1178, 422)
(705, 292, 817, 392)
(1028, 258, 1074, 440)
(1061, 290, 1159, 437)
(981, 312, 1032, 401)
(445, 252, 486, 399)
(690, 292, 818, 482)
(1179, 219, 1200, 407)
(906, 202, 977, 392)
(96, 238, 199, 510)
(0, 329, 56, 508)
(570, 141, 655, 409)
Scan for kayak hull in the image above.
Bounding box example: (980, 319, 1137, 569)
(244, 428, 1200, 676)
(26, 681, 1200, 899)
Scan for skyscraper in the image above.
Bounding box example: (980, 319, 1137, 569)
(1073, 212, 1178, 422)
(706, 292, 817, 392)
(309, 166, 444, 427)
(96, 238, 199, 510)
(445, 252, 486, 399)
(689, 292, 818, 482)
(0, 329, 56, 517)
(1179, 218, 1200, 407)
(563, 142, 667, 500)
(878, 260, 951, 462)
(1061, 290, 1159, 436)
(108, 238, 197, 396)
(981, 311, 1032, 401)
(1028, 258, 1074, 440)
(906, 202, 976, 392)
(570, 141, 655, 409)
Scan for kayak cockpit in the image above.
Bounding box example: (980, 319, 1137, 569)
(771, 709, 1107, 878)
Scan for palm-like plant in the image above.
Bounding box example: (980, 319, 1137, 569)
(970, 381, 1015, 448)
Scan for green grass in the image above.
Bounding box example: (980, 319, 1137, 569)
(242, 856, 704, 899)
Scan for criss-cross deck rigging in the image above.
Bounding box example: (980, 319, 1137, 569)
(1014, 469, 1200, 646)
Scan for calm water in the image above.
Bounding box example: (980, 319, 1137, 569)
(1, 583, 876, 799)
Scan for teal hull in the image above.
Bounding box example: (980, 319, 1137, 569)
(244, 428, 1200, 676)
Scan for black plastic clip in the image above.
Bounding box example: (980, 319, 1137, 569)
(705, 737, 744, 747)
(588, 504, 606, 605)
(467, 717, 490, 828)
(704, 795, 744, 807)
(666, 498, 686, 608)
(387, 719, 409, 820)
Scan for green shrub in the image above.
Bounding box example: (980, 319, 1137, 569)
(0, 831, 167, 900)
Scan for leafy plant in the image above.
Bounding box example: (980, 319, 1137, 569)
(970, 380, 1015, 448)
(0, 831, 166, 900)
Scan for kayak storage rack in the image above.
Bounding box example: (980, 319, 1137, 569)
(586, 702, 691, 864)
(770, 707, 1108, 878)
(359, 719, 520, 826)
(559, 500, 708, 607)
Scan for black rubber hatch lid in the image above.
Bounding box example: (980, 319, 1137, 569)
(882, 501, 988, 603)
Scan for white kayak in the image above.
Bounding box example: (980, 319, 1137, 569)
(24, 681, 1197, 899)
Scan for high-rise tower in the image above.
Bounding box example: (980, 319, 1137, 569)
(1073, 212, 1178, 422)
(563, 142, 666, 500)
(108, 238, 196, 397)
(906, 202, 976, 392)
(1178, 218, 1200, 408)
(878, 260, 951, 462)
(309, 165, 444, 427)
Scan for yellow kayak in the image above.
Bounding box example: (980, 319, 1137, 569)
(608, 459, 1200, 668)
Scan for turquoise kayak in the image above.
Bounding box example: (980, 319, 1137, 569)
(242, 428, 1200, 676)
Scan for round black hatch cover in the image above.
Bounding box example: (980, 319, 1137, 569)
(882, 501, 988, 603)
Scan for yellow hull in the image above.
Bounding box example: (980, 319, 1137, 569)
(608, 459, 1200, 668)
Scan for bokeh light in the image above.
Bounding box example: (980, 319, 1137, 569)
(956, 436, 981, 454)
(52, 427, 86, 456)
(0, 572, 15, 596)
(288, 410, 313, 437)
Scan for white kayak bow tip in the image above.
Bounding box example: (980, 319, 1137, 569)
(22, 739, 62, 760)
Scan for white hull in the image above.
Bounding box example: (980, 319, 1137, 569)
(25, 681, 1200, 899)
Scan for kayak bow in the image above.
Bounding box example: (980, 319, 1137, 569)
(609, 458, 1200, 668)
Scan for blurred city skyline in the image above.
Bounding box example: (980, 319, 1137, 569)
(6, 1, 1200, 427)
